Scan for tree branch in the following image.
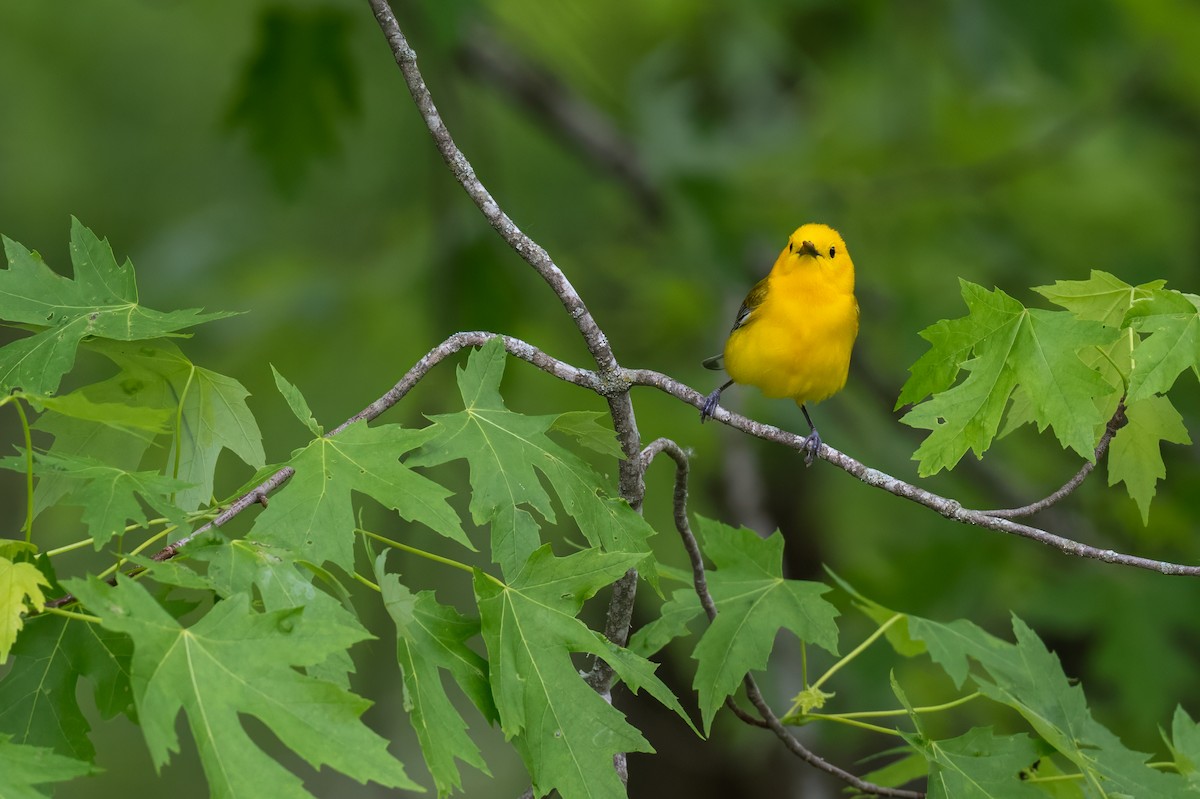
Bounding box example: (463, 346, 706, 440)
(366, 1, 645, 705)
(42, 340, 1197, 619)
(640, 437, 924, 798)
(38, 323, 1190, 799)
(739, 677, 923, 799)
(622, 368, 1200, 576)
(365, 0, 614, 377)
(42, 332, 597, 611)
(332, 331, 600, 435)
(366, 0, 646, 479)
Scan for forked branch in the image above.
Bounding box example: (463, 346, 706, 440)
(366, 0, 646, 706)
(641, 437, 925, 798)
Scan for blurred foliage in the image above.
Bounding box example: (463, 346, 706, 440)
(226, 6, 360, 195)
(3, 0, 1200, 796)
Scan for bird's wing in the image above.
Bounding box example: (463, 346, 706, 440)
(702, 277, 771, 370)
(730, 277, 770, 333)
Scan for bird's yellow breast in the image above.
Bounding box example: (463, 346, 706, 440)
(723, 241, 859, 406)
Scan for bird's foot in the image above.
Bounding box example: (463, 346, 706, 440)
(801, 428, 822, 467)
(700, 389, 722, 422)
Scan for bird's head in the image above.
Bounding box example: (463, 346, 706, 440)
(779, 223, 854, 288)
(785, 223, 849, 265)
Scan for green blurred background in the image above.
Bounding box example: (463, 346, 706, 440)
(4, 0, 1200, 796)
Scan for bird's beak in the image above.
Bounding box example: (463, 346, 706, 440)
(797, 240, 819, 258)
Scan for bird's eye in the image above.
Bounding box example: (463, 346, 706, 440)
(828, 245, 837, 258)
(788, 241, 794, 253)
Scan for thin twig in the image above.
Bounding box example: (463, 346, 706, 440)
(641, 437, 923, 798)
(639, 439, 716, 622)
(365, 1, 614, 376)
(640, 438, 769, 727)
(42, 332, 596, 611)
(332, 331, 600, 435)
(741, 678, 924, 799)
(980, 399, 1127, 519)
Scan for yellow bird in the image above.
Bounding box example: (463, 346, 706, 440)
(700, 223, 859, 465)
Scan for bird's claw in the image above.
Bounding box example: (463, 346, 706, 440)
(801, 429, 822, 467)
(699, 389, 722, 422)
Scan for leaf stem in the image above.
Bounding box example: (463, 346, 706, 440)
(357, 528, 502, 587)
(96, 528, 173, 581)
(829, 692, 982, 719)
(798, 713, 905, 737)
(786, 692, 983, 728)
(352, 571, 381, 592)
(1023, 772, 1083, 784)
(45, 512, 211, 560)
(12, 397, 34, 543)
(812, 614, 902, 693)
(45, 538, 96, 557)
(784, 614, 902, 720)
(41, 606, 102, 624)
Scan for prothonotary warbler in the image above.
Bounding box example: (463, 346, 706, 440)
(700, 223, 859, 465)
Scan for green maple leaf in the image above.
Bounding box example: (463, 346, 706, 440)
(1034, 270, 1165, 327)
(901, 281, 1118, 475)
(0, 614, 132, 761)
(190, 538, 366, 687)
(35, 340, 264, 514)
(413, 340, 653, 578)
(271, 365, 321, 436)
(895, 298, 983, 409)
(689, 517, 839, 733)
(893, 675, 1039, 798)
(0, 219, 236, 395)
(549, 411, 625, 458)
(66, 576, 418, 798)
(1031, 270, 1162, 431)
(627, 587, 702, 658)
(0, 734, 94, 797)
(99, 341, 264, 511)
(20, 452, 191, 550)
(251, 419, 467, 572)
(910, 613, 1190, 796)
(1168, 707, 1200, 787)
(1124, 288, 1200, 402)
(124, 550, 217, 594)
(1012, 277, 1190, 520)
(1107, 395, 1191, 523)
(23, 389, 171, 437)
(902, 725, 1041, 799)
(0, 556, 50, 663)
(377, 553, 496, 798)
(475, 546, 691, 799)
(33, 399, 165, 519)
(857, 751, 931, 794)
